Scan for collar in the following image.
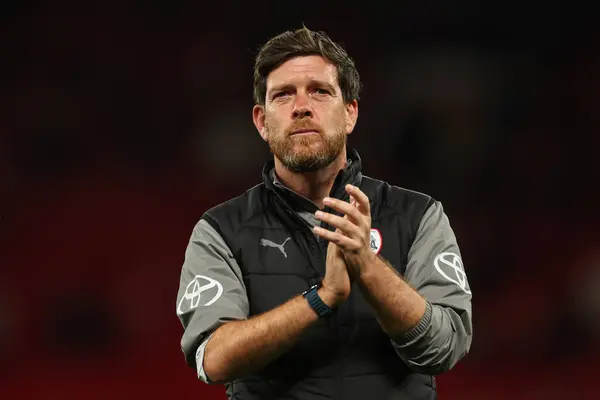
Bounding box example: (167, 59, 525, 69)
(262, 148, 363, 206)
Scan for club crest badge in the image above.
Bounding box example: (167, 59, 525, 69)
(370, 228, 382, 254)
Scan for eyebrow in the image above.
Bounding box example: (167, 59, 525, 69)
(268, 79, 336, 97)
(268, 83, 295, 96)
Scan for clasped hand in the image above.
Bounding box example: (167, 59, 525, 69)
(313, 184, 376, 274)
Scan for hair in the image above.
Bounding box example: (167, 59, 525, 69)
(253, 26, 361, 105)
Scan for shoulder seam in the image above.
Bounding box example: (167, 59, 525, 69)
(202, 182, 269, 234)
(362, 175, 434, 215)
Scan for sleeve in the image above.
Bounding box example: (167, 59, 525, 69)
(390, 201, 473, 375)
(176, 218, 249, 382)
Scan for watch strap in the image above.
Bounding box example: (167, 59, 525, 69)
(302, 284, 333, 317)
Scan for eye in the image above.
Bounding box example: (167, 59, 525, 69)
(272, 91, 289, 99)
(314, 88, 330, 95)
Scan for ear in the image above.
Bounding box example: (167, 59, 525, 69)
(345, 99, 359, 134)
(253, 105, 268, 142)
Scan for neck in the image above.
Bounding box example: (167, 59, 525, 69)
(274, 148, 348, 209)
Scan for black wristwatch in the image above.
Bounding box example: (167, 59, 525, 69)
(302, 284, 333, 317)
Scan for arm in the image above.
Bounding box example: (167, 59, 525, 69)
(390, 201, 473, 375)
(177, 219, 340, 384)
(353, 254, 427, 338)
(314, 187, 472, 375)
(204, 285, 336, 383)
(176, 219, 249, 382)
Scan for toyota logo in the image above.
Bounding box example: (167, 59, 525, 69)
(434, 252, 471, 294)
(177, 275, 224, 315)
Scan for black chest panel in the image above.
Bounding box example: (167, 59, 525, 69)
(204, 174, 436, 400)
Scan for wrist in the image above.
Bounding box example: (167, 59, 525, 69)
(353, 251, 378, 278)
(302, 285, 334, 318)
(317, 286, 344, 308)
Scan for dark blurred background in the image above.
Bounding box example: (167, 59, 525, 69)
(1, 1, 599, 399)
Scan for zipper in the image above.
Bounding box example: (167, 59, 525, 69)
(272, 191, 344, 400)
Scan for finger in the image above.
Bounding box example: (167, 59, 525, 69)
(313, 226, 361, 251)
(315, 210, 361, 238)
(345, 185, 370, 216)
(343, 201, 353, 221)
(322, 197, 363, 224)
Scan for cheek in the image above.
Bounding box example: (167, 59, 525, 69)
(266, 105, 289, 121)
(343, 113, 351, 130)
(265, 115, 285, 136)
(327, 108, 348, 130)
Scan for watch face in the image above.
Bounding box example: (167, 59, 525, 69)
(303, 284, 318, 296)
(302, 287, 312, 296)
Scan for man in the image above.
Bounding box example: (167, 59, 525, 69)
(176, 26, 473, 400)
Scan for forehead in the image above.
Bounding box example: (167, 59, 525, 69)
(267, 55, 338, 88)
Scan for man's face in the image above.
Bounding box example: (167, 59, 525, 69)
(253, 55, 358, 172)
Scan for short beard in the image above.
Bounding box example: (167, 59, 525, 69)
(266, 123, 347, 173)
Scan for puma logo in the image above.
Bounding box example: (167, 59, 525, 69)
(260, 237, 292, 258)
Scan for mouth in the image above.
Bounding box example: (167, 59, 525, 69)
(291, 129, 319, 136)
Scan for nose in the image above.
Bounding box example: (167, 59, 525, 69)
(292, 93, 312, 119)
